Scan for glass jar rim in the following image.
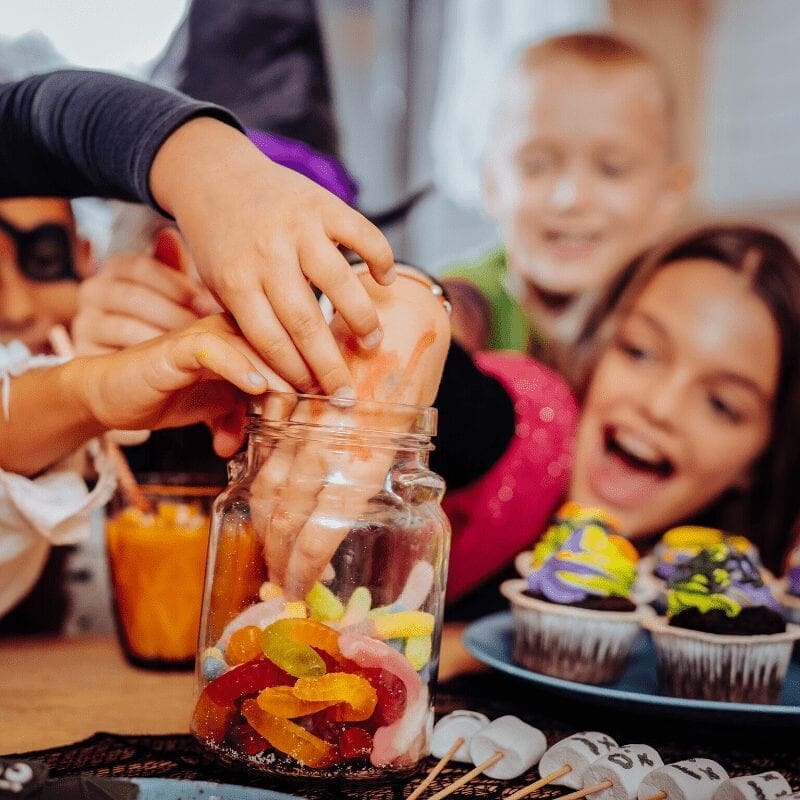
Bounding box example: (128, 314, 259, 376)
(247, 391, 437, 437)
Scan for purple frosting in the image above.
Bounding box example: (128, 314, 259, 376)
(788, 565, 800, 597)
(526, 528, 635, 604)
(246, 128, 359, 206)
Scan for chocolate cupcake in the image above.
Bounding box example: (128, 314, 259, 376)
(643, 544, 800, 703)
(503, 521, 653, 684)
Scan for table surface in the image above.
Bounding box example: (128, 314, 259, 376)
(0, 635, 196, 753)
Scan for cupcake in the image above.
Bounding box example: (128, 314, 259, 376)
(643, 543, 800, 703)
(775, 545, 800, 624)
(514, 502, 620, 576)
(502, 522, 653, 684)
(652, 526, 764, 581)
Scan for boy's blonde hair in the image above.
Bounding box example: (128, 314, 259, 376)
(503, 31, 677, 156)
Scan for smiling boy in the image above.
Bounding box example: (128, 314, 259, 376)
(443, 32, 693, 372)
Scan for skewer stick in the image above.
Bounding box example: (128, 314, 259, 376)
(425, 751, 504, 800)
(503, 764, 572, 799)
(557, 779, 613, 800)
(406, 737, 465, 800)
(47, 324, 152, 514)
(640, 793, 667, 800)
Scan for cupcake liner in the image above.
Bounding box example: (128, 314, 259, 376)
(501, 579, 653, 684)
(642, 615, 800, 704)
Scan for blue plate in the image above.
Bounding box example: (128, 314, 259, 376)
(130, 778, 303, 799)
(463, 611, 800, 723)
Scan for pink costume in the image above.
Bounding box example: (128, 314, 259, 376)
(442, 352, 578, 600)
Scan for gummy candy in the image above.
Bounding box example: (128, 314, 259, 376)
(261, 623, 326, 678)
(226, 625, 263, 666)
(265, 617, 343, 660)
(191, 687, 235, 744)
(227, 722, 271, 755)
(205, 655, 291, 706)
(242, 699, 336, 768)
(339, 586, 372, 627)
(396, 561, 434, 611)
(339, 727, 373, 760)
(404, 635, 432, 671)
(305, 582, 345, 621)
(338, 632, 425, 766)
(216, 598, 284, 652)
(293, 672, 377, 722)
(372, 611, 435, 640)
(257, 685, 333, 718)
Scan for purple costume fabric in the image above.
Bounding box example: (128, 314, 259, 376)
(246, 128, 359, 206)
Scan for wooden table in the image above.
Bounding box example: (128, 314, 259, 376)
(0, 635, 195, 754)
(0, 625, 482, 755)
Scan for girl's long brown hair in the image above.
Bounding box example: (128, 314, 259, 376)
(571, 224, 800, 573)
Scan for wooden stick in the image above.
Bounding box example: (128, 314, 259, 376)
(425, 751, 504, 800)
(47, 324, 152, 514)
(640, 793, 667, 800)
(503, 764, 572, 800)
(557, 779, 613, 800)
(406, 737, 465, 800)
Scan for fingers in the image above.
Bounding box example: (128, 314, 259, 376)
(84, 278, 199, 333)
(325, 202, 395, 286)
(72, 307, 166, 354)
(214, 275, 320, 393)
(300, 238, 384, 350)
(97, 252, 202, 306)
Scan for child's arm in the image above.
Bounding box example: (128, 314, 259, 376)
(0, 315, 283, 477)
(0, 70, 394, 398)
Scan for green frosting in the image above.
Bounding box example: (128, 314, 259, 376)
(666, 543, 771, 619)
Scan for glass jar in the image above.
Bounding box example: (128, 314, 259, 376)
(191, 393, 449, 781)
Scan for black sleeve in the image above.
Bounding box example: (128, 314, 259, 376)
(430, 341, 516, 491)
(0, 69, 242, 208)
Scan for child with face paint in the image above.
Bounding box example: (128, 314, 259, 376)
(442, 32, 692, 375)
(443, 224, 800, 608)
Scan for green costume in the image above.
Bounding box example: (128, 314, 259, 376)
(442, 248, 545, 352)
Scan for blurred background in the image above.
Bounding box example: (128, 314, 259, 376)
(2, 0, 800, 270)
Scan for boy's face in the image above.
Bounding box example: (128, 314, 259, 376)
(484, 58, 690, 297)
(0, 197, 91, 353)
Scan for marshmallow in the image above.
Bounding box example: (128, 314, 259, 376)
(712, 771, 792, 800)
(430, 711, 490, 763)
(468, 715, 547, 780)
(638, 758, 728, 800)
(539, 731, 620, 789)
(581, 744, 663, 800)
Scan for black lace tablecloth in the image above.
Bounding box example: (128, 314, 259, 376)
(7, 674, 800, 799)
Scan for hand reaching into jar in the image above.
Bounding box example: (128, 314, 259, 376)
(251, 265, 452, 599)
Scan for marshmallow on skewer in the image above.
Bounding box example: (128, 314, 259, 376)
(430, 711, 490, 762)
(577, 744, 663, 800)
(711, 771, 792, 800)
(467, 715, 547, 780)
(638, 758, 728, 800)
(538, 731, 620, 789)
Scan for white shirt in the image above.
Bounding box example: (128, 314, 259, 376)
(0, 342, 116, 618)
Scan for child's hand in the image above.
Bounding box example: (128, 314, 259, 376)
(72, 229, 218, 356)
(81, 314, 291, 456)
(150, 118, 396, 398)
(253, 266, 451, 598)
